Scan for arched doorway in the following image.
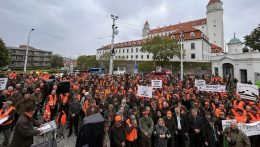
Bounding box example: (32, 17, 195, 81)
(223, 63, 234, 79)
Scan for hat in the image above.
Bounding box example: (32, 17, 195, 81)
(129, 115, 136, 121)
(3, 101, 12, 105)
(84, 92, 89, 96)
(145, 106, 150, 111)
(114, 115, 122, 122)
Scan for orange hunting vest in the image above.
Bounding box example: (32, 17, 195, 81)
(48, 95, 57, 107)
(235, 114, 247, 123)
(56, 110, 67, 126)
(126, 119, 137, 142)
(60, 93, 69, 105)
(0, 106, 15, 125)
(248, 112, 259, 122)
(43, 104, 51, 121)
(233, 100, 245, 110)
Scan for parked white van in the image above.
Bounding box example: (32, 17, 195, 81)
(113, 67, 126, 75)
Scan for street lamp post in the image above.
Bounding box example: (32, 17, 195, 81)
(24, 28, 34, 73)
(109, 14, 119, 75)
(180, 30, 184, 81)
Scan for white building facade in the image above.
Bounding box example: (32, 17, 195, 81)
(211, 36, 260, 84)
(97, 0, 224, 63)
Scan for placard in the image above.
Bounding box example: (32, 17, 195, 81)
(237, 83, 259, 101)
(137, 85, 153, 98)
(151, 80, 162, 88)
(195, 79, 206, 87)
(198, 84, 226, 92)
(0, 78, 8, 90)
(222, 120, 260, 136)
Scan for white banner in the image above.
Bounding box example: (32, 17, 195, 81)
(0, 78, 8, 90)
(237, 83, 259, 101)
(222, 120, 260, 136)
(151, 80, 162, 88)
(137, 85, 153, 98)
(195, 79, 206, 87)
(198, 84, 226, 92)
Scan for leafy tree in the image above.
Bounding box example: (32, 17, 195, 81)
(51, 54, 64, 68)
(244, 24, 260, 51)
(141, 36, 184, 66)
(97, 52, 110, 71)
(0, 38, 10, 68)
(77, 55, 98, 70)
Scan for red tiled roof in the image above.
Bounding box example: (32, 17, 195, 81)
(148, 18, 207, 34)
(170, 28, 209, 41)
(97, 39, 144, 50)
(211, 43, 223, 53)
(208, 0, 221, 5)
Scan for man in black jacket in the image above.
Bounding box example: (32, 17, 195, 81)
(111, 115, 126, 147)
(68, 96, 81, 137)
(174, 107, 188, 147)
(203, 117, 220, 147)
(163, 110, 176, 147)
(188, 109, 203, 147)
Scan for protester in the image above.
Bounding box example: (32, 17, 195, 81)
(223, 121, 251, 147)
(0, 101, 15, 146)
(111, 115, 126, 147)
(153, 118, 171, 147)
(139, 110, 154, 147)
(9, 103, 41, 147)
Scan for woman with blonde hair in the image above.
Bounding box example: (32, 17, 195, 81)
(153, 118, 171, 147)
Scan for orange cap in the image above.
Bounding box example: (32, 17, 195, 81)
(114, 115, 122, 122)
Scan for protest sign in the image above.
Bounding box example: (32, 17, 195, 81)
(237, 83, 259, 101)
(222, 120, 260, 136)
(198, 84, 226, 92)
(195, 79, 206, 88)
(137, 85, 153, 98)
(151, 80, 162, 88)
(0, 78, 8, 90)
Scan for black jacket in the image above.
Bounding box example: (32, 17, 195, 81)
(111, 123, 126, 147)
(173, 113, 188, 133)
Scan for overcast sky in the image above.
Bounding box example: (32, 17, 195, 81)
(0, 0, 259, 58)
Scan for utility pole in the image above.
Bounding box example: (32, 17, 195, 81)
(109, 14, 119, 75)
(180, 30, 184, 81)
(24, 28, 34, 73)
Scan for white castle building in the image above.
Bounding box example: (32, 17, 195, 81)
(97, 0, 225, 62)
(211, 34, 260, 84)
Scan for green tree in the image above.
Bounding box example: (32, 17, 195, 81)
(77, 55, 98, 70)
(0, 38, 10, 68)
(97, 52, 110, 71)
(141, 36, 184, 66)
(244, 24, 260, 51)
(51, 54, 64, 68)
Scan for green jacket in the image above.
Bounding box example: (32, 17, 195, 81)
(139, 116, 154, 138)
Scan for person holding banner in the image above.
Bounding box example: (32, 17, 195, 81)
(223, 121, 250, 147)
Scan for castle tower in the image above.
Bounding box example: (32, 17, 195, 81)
(206, 0, 224, 49)
(142, 21, 150, 38)
(227, 33, 243, 54)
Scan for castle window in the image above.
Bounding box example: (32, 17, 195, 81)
(131, 55, 133, 59)
(171, 35, 175, 39)
(191, 54, 195, 59)
(119, 50, 121, 53)
(191, 43, 195, 49)
(136, 48, 138, 52)
(214, 25, 216, 28)
(147, 55, 149, 59)
(123, 49, 125, 53)
(131, 48, 133, 53)
(190, 32, 195, 38)
(127, 49, 129, 53)
(136, 55, 138, 59)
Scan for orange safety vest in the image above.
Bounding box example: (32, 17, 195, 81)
(126, 119, 137, 142)
(56, 110, 67, 126)
(60, 93, 69, 105)
(233, 100, 245, 110)
(235, 114, 247, 123)
(0, 106, 15, 125)
(43, 104, 51, 121)
(82, 100, 89, 113)
(48, 95, 57, 106)
(248, 112, 259, 122)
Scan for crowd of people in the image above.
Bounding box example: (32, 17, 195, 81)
(0, 71, 259, 147)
